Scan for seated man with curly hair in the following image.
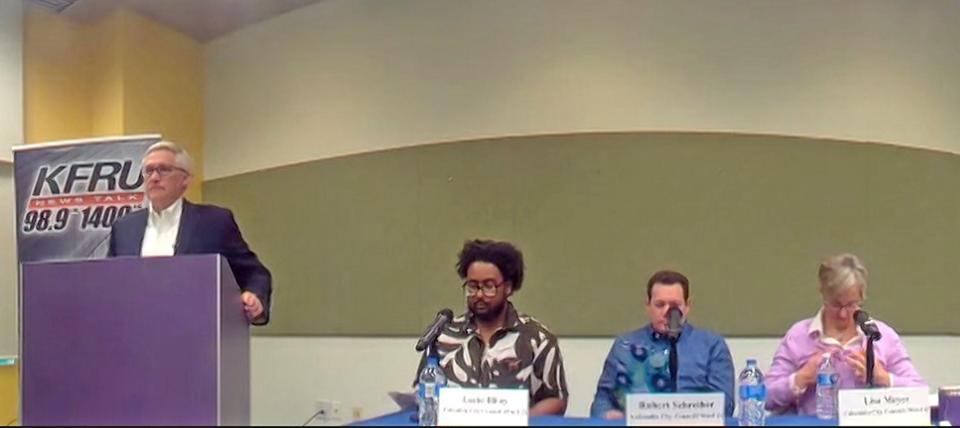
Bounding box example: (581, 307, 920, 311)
(412, 239, 568, 416)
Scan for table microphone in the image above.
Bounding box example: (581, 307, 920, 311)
(666, 306, 683, 340)
(415, 309, 454, 352)
(854, 309, 882, 341)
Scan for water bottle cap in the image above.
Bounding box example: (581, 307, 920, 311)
(746, 358, 757, 366)
(427, 356, 440, 364)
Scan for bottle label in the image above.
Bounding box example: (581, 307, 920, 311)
(739, 384, 767, 400)
(420, 382, 439, 399)
(817, 373, 838, 386)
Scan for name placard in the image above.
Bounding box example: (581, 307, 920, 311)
(838, 387, 930, 426)
(437, 388, 529, 426)
(626, 393, 725, 426)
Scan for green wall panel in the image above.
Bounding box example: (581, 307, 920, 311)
(204, 133, 960, 337)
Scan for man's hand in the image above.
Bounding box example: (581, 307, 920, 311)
(241, 291, 264, 322)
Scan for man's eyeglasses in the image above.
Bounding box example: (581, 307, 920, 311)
(462, 279, 505, 297)
(142, 164, 187, 178)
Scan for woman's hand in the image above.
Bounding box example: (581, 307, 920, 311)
(795, 352, 825, 388)
(846, 351, 891, 387)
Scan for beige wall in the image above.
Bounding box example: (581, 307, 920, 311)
(205, 0, 960, 180)
(0, 0, 19, 414)
(0, 0, 22, 159)
(0, 166, 13, 358)
(0, 0, 22, 358)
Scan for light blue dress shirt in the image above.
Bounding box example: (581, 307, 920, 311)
(590, 323, 736, 418)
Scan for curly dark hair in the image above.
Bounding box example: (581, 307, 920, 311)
(456, 239, 525, 290)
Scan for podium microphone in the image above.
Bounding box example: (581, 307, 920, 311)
(85, 231, 113, 259)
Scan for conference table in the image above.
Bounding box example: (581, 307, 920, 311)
(351, 409, 837, 426)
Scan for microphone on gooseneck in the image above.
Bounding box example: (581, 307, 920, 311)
(85, 231, 113, 259)
(665, 305, 683, 393)
(666, 306, 684, 340)
(415, 309, 454, 352)
(854, 310, 882, 341)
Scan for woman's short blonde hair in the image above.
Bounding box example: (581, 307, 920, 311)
(818, 253, 868, 300)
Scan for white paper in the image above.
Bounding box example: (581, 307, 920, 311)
(437, 388, 528, 426)
(626, 393, 725, 426)
(838, 387, 930, 426)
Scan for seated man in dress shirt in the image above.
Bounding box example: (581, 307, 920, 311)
(589, 270, 735, 419)
(108, 141, 273, 325)
(413, 239, 568, 416)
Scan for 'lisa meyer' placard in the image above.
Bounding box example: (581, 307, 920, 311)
(838, 387, 930, 426)
(437, 388, 529, 426)
(626, 393, 725, 426)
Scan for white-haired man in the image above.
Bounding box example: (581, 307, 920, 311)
(108, 141, 272, 325)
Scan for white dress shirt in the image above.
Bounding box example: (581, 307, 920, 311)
(140, 198, 183, 257)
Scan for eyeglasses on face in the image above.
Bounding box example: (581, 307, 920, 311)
(142, 164, 187, 178)
(462, 279, 505, 297)
(824, 299, 863, 312)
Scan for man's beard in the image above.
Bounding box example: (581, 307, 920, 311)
(470, 300, 507, 322)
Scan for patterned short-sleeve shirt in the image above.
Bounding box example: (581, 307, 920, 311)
(414, 303, 568, 405)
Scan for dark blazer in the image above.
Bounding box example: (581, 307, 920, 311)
(108, 199, 273, 325)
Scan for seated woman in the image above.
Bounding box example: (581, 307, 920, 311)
(765, 253, 926, 415)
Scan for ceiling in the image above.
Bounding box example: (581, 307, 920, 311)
(49, 0, 325, 42)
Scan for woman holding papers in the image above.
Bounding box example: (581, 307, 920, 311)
(764, 253, 926, 415)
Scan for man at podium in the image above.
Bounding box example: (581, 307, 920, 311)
(107, 141, 273, 325)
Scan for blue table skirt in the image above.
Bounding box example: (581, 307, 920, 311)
(350, 409, 837, 426)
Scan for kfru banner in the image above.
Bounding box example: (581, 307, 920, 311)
(13, 135, 161, 262)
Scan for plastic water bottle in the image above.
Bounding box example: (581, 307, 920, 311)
(738, 358, 767, 426)
(418, 356, 446, 426)
(816, 353, 838, 420)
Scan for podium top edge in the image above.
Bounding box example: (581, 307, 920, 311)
(20, 254, 225, 266)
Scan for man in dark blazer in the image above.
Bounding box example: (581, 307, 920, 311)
(108, 141, 272, 325)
